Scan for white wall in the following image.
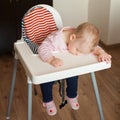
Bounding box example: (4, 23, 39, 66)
(53, 0, 89, 27)
(108, 0, 120, 45)
(88, 0, 120, 45)
(88, 0, 110, 44)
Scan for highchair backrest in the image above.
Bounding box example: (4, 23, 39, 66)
(22, 4, 63, 54)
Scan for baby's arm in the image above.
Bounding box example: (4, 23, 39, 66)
(38, 40, 63, 67)
(93, 46, 112, 63)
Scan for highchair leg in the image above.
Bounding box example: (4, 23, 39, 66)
(6, 58, 18, 119)
(27, 78, 32, 120)
(90, 72, 104, 120)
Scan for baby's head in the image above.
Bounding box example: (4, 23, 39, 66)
(68, 22, 100, 55)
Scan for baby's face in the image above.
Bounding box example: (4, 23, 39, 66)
(68, 37, 94, 55)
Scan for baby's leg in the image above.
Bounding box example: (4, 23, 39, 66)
(40, 82, 57, 116)
(66, 76, 78, 98)
(66, 76, 79, 110)
(40, 81, 54, 102)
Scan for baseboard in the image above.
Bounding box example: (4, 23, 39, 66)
(99, 41, 120, 50)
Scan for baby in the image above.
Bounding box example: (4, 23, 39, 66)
(38, 22, 111, 116)
(38, 22, 111, 67)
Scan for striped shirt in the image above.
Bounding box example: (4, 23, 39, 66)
(38, 27, 74, 62)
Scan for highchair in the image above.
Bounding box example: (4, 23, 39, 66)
(6, 4, 111, 120)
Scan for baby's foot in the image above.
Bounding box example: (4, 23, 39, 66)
(66, 96, 80, 110)
(43, 101, 57, 116)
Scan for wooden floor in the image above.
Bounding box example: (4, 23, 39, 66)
(0, 45, 120, 120)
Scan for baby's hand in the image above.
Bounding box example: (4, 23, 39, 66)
(47, 57, 63, 67)
(98, 52, 112, 63)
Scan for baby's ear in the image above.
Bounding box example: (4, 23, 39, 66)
(70, 34, 76, 41)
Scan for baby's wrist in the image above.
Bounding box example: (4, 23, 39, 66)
(46, 56, 55, 63)
(98, 49, 106, 55)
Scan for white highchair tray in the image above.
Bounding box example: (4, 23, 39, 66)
(14, 40, 111, 84)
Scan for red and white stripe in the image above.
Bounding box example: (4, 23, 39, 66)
(24, 7, 57, 44)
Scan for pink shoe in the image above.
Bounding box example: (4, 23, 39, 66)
(66, 96, 80, 110)
(43, 101, 57, 116)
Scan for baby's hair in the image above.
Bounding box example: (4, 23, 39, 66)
(75, 22, 100, 47)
